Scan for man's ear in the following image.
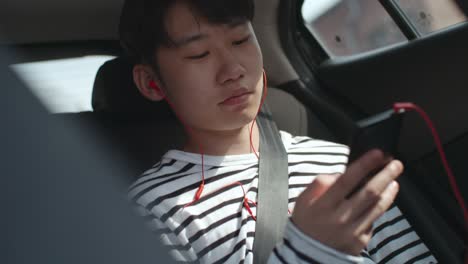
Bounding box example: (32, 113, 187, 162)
(133, 64, 165, 101)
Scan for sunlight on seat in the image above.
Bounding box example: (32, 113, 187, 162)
(11, 55, 115, 113)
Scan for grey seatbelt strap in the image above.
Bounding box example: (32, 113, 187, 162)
(253, 103, 289, 264)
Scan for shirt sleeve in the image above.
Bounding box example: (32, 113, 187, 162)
(268, 219, 373, 264)
(365, 205, 437, 263)
(268, 206, 438, 264)
(133, 204, 199, 262)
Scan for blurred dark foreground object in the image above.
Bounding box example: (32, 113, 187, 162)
(0, 47, 173, 264)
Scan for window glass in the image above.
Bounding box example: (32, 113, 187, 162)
(395, 0, 467, 35)
(302, 0, 407, 57)
(10, 55, 115, 113)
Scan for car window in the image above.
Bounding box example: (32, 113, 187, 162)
(395, 0, 467, 35)
(301, 0, 407, 57)
(11, 55, 115, 113)
(301, 0, 467, 57)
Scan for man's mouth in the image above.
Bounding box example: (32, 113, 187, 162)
(220, 88, 252, 106)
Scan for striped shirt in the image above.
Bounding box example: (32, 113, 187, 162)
(128, 131, 437, 263)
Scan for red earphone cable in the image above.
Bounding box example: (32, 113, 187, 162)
(249, 72, 268, 159)
(156, 73, 267, 219)
(248, 73, 292, 215)
(157, 92, 206, 208)
(158, 71, 290, 219)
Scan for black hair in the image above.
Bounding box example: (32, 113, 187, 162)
(119, 0, 255, 69)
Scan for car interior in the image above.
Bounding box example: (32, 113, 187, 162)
(2, 0, 467, 263)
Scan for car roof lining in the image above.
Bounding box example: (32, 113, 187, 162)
(0, 0, 125, 44)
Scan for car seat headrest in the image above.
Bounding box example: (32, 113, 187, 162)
(92, 57, 173, 119)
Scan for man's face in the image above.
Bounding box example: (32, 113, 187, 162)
(155, 2, 263, 132)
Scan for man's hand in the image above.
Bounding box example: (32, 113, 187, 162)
(291, 149, 403, 256)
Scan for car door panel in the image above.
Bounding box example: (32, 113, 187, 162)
(317, 23, 468, 162)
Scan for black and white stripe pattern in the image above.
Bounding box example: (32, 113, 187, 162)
(129, 131, 437, 263)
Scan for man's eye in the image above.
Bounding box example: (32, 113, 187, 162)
(233, 35, 251, 46)
(186, 51, 210, 60)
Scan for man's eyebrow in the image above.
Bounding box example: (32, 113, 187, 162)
(172, 20, 248, 47)
(226, 19, 248, 28)
(173, 33, 208, 47)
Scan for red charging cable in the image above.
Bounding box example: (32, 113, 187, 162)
(393, 103, 468, 225)
(393, 103, 468, 263)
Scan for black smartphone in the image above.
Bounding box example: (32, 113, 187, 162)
(345, 109, 404, 198)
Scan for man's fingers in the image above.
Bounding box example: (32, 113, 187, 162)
(324, 149, 389, 205)
(352, 180, 399, 236)
(298, 174, 339, 203)
(341, 160, 404, 219)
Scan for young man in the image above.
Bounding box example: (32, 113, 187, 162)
(120, 0, 437, 263)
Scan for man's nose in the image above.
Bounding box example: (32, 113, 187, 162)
(216, 49, 246, 84)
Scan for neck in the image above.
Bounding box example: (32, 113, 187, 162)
(183, 121, 260, 156)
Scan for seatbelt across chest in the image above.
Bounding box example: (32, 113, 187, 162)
(253, 103, 289, 263)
